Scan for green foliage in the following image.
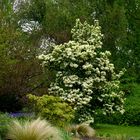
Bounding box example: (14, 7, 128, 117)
(7, 118, 62, 140)
(94, 0, 128, 67)
(0, 0, 15, 23)
(38, 19, 125, 122)
(124, 0, 140, 82)
(95, 83, 140, 126)
(18, 0, 93, 43)
(0, 112, 12, 139)
(122, 83, 140, 125)
(28, 94, 75, 127)
(15, 0, 140, 84)
(95, 110, 140, 126)
(0, 1, 45, 112)
(0, 20, 42, 111)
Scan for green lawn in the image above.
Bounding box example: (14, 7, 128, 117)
(96, 124, 140, 138)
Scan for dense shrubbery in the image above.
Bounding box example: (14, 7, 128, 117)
(94, 111, 140, 126)
(28, 94, 75, 127)
(95, 83, 140, 126)
(122, 108, 140, 125)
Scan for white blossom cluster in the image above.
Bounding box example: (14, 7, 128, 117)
(38, 19, 125, 122)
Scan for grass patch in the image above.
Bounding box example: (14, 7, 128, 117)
(96, 124, 140, 138)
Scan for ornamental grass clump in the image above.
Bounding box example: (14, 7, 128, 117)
(7, 118, 62, 140)
(66, 123, 95, 138)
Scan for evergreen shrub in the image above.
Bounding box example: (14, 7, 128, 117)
(28, 94, 75, 127)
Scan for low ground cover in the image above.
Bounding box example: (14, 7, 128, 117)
(1, 112, 140, 140)
(96, 124, 140, 139)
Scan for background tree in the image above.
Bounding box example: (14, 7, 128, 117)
(17, 0, 94, 43)
(18, 0, 131, 75)
(0, 1, 45, 112)
(93, 0, 128, 69)
(124, 0, 140, 82)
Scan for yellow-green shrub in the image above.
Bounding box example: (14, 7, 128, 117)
(28, 94, 75, 127)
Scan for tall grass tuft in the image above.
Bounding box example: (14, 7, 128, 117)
(7, 118, 62, 140)
(66, 123, 95, 138)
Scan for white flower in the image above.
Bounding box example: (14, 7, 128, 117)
(39, 19, 125, 123)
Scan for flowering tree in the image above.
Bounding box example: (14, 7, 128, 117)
(38, 19, 125, 122)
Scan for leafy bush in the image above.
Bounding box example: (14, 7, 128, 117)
(95, 83, 140, 125)
(123, 83, 140, 125)
(94, 108, 140, 126)
(28, 94, 75, 127)
(122, 108, 140, 125)
(38, 19, 125, 122)
(7, 118, 62, 140)
(0, 112, 12, 139)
